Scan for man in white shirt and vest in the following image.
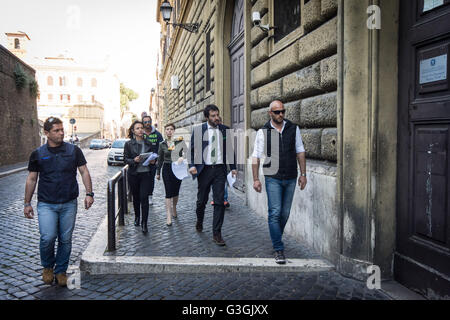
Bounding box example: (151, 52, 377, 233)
(252, 100, 307, 264)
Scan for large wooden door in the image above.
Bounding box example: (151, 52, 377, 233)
(396, 0, 450, 298)
(228, 0, 245, 191)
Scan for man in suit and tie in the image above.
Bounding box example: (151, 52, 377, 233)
(188, 105, 237, 246)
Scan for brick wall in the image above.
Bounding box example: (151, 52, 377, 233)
(250, 0, 338, 162)
(0, 44, 40, 166)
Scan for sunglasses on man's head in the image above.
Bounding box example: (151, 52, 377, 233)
(271, 110, 286, 115)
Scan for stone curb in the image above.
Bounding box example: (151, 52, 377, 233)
(0, 166, 28, 178)
(80, 215, 335, 275)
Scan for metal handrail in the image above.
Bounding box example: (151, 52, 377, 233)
(107, 165, 129, 251)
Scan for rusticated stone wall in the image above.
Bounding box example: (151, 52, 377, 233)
(249, 0, 338, 162)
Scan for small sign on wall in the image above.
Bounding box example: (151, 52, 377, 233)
(423, 0, 444, 12)
(171, 75, 179, 90)
(420, 54, 448, 84)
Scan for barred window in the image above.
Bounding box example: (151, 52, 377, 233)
(273, 0, 301, 43)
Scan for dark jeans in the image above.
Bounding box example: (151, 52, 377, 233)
(196, 165, 226, 236)
(128, 171, 152, 225)
(148, 164, 157, 196)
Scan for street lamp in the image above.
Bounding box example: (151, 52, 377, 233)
(160, 0, 200, 33)
(151, 87, 164, 99)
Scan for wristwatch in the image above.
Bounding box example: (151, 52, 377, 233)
(301, 173, 307, 177)
(86, 192, 95, 197)
(24, 203, 31, 208)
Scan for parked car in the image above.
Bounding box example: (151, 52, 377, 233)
(89, 139, 105, 150)
(104, 139, 112, 148)
(107, 139, 129, 166)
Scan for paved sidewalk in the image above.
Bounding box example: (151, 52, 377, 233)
(0, 161, 28, 178)
(107, 176, 320, 259)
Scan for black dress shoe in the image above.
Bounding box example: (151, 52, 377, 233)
(134, 218, 140, 227)
(213, 234, 226, 246)
(195, 222, 203, 232)
(142, 224, 148, 234)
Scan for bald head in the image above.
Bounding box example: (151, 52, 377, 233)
(268, 100, 286, 125)
(269, 100, 284, 111)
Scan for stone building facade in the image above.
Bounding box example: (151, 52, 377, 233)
(0, 44, 40, 166)
(157, 0, 450, 298)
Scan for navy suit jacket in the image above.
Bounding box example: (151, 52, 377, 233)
(189, 122, 237, 179)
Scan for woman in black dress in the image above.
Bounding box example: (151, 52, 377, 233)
(124, 120, 154, 234)
(156, 123, 187, 226)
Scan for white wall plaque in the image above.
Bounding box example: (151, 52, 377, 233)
(171, 75, 179, 90)
(423, 0, 444, 12)
(420, 54, 447, 84)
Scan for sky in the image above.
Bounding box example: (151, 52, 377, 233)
(0, 0, 161, 114)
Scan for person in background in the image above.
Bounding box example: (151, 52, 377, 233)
(156, 123, 187, 226)
(124, 120, 153, 234)
(211, 116, 230, 208)
(142, 115, 163, 205)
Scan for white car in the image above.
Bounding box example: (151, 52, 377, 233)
(107, 139, 129, 166)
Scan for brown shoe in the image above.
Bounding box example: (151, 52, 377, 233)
(195, 222, 203, 232)
(55, 273, 68, 287)
(213, 234, 226, 246)
(42, 268, 54, 284)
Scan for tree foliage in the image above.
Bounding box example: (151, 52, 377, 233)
(120, 83, 139, 117)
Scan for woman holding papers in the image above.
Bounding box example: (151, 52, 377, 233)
(124, 120, 155, 234)
(156, 123, 187, 226)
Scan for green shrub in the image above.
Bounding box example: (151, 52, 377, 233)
(14, 64, 27, 89)
(29, 78, 39, 97)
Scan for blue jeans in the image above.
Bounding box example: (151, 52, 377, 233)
(265, 177, 296, 251)
(37, 199, 77, 274)
(224, 183, 228, 202)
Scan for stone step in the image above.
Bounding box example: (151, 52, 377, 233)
(81, 216, 334, 275)
(81, 255, 334, 275)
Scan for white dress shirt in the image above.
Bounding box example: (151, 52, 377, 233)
(205, 123, 223, 165)
(252, 120, 305, 159)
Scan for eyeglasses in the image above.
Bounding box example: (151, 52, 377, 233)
(143, 121, 151, 124)
(271, 110, 286, 115)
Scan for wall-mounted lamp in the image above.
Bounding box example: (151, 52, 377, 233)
(252, 12, 276, 32)
(160, 0, 200, 33)
(151, 87, 165, 99)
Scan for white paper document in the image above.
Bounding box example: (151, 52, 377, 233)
(142, 152, 158, 166)
(227, 171, 236, 188)
(171, 159, 189, 180)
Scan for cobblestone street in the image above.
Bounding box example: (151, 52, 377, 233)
(0, 148, 391, 300)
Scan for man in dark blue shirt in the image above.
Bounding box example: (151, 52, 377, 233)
(24, 117, 94, 287)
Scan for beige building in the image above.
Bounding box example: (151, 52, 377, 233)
(156, 0, 449, 298)
(4, 32, 122, 140)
